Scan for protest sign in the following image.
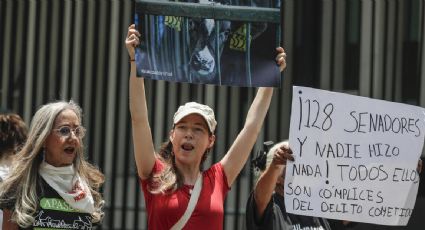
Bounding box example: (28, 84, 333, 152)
(285, 86, 425, 225)
(134, 0, 282, 87)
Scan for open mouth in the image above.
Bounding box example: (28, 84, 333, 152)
(181, 143, 194, 151)
(64, 147, 75, 155)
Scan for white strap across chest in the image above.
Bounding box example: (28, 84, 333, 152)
(170, 173, 203, 230)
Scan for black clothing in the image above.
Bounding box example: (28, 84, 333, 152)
(246, 192, 332, 230)
(1, 178, 94, 229)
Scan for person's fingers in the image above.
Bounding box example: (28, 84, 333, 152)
(275, 52, 286, 61)
(276, 57, 284, 64)
(284, 151, 294, 161)
(279, 62, 286, 72)
(276, 46, 284, 53)
(127, 30, 139, 40)
(126, 33, 140, 46)
(275, 48, 287, 72)
(280, 145, 294, 161)
(272, 146, 293, 166)
(126, 24, 141, 59)
(126, 41, 138, 49)
(277, 57, 285, 65)
(273, 151, 286, 165)
(127, 24, 135, 38)
(130, 33, 140, 42)
(128, 29, 141, 38)
(127, 24, 141, 41)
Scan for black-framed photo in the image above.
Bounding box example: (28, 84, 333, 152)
(135, 0, 282, 87)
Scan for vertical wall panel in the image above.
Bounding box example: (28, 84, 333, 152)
(82, 0, 96, 159)
(320, 0, 333, 90)
(14, 0, 27, 114)
(419, 0, 425, 158)
(47, 0, 60, 101)
(384, 0, 397, 101)
(153, 81, 167, 148)
(107, 1, 122, 228)
(70, 0, 84, 102)
(421, 0, 425, 109)
(23, 0, 37, 122)
(215, 86, 229, 162)
(333, 0, 346, 90)
(372, 0, 385, 99)
(394, 0, 405, 102)
(280, 0, 295, 140)
(35, 0, 48, 105)
(359, 0, 373, 97)
(59, 0, 73, 100)
(1, 0, 13, 107)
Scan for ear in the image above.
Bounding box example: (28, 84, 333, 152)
(207, 134, 216, 149)
(169, 129, 175, 143)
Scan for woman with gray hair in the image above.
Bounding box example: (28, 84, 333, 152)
(0, 101, 104, 229)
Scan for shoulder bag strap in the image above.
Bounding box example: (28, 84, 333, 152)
(170, 173, 203, 230)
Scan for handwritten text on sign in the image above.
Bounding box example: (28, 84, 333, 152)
(285, 86, 425, 226)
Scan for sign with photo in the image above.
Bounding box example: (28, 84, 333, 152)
(135, 0, 282, 87)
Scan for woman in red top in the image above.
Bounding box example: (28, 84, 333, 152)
(125, 24, 286, 230)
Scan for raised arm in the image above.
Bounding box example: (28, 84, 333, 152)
(254, 143, 293, 218)
(220, 47, 287, 186)
(126, 24, 156, 180)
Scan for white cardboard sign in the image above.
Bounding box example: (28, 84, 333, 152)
(285, 86, 425, 226)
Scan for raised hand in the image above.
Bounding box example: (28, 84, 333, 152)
(125, 24, 141, 60)
(271, 142, 294, 167)
(275, 47, 287, 72)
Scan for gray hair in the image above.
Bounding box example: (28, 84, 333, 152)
(0, 101, 104, 227)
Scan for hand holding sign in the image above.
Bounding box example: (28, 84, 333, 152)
(271, 142, 294, 167)
(125, 24, 141, 61)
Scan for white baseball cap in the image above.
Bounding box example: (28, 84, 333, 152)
(173, 102, 217, 133)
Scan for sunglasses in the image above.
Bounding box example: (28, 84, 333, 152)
(53, 126, 86, 138)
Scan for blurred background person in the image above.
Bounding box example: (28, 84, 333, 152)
(246, 140, 332, 230)
(246, 141, 421, 230)
(0, 109, 28, 228)
(0, 109, 28, 181)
